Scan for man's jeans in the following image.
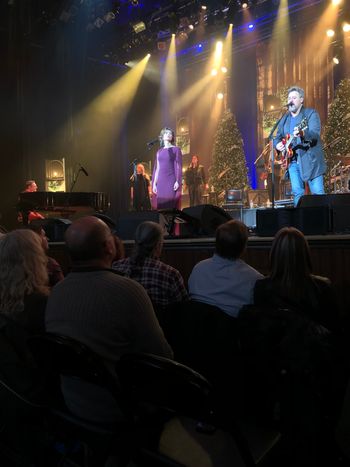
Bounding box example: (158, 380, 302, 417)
(289, 161, 325, 207)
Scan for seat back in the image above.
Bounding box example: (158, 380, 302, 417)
(28, 333, 119, 391)
(27, 333, 126, 425)
(117, 352, 213, 423)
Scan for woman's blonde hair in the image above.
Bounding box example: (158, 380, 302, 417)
(0, 229, 49, 312)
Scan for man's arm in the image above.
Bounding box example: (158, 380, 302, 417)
(301, 110, 321, 146)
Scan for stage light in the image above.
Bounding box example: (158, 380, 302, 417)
(242, 2, 248, 9)
(326, 29, 335, 37)
(343, 23, 350, 32)
(201, 5, 207, 10)
(221, 66, 228, 73)
(211, 68, 218, 76)
(216, 41, 223, 49)
(132, 21, 146, 33)
(130, 0, 139, 6)
(217, 92, 224, 100)
(333, 56, 340, 64)
(331, 0, 342, 5)
(248, 23, 255, 30)
(146, 53, 151, 58)
(189, 24, 194, 30)
(198, 43, 203, 48)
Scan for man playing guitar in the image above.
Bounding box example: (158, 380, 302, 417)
(274, 86, 326, 206)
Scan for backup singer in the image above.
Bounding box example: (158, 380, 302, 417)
(274, 86, 326, 206)
(185, 155, 208, 207)
(130, 163, 151, 211)
(152, 127, 182, 209)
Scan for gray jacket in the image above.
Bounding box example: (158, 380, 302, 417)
(274, 107, 326, 182)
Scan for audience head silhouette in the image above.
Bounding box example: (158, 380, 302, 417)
(0, 229, 49, 312)
(270, 227, 312, 281)
(134, 221, 163, 260)
(65, 216, 116, 266)
(215, 220, 248, 260)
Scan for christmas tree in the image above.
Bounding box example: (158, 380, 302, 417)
(324, 78, 350, 192)
(208, 109, 249, 204)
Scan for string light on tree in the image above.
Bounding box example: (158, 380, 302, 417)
(208, 110, 249, 204)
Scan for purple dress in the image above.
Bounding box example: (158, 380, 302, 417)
(153, 146, 182, 209)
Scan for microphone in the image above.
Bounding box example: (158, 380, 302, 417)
(146, 137, 159, 147)
(79, 164, 89, 176)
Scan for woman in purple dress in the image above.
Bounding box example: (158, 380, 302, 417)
(152, 127, 182, 209)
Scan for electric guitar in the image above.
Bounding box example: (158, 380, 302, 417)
(280, 117, 308, 170)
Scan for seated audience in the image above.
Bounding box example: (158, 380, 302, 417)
(24, 223, 64, 287)
(112, 221, 188, 310)
(254, 226, 338, 331)
(188, 220, 263, 317)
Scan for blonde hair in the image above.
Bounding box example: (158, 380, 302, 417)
(137, 163, 150, 181)
(0, 230, 49, 312)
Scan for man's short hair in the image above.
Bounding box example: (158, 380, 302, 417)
(65, 218, 111, 262)
(215, 220, 248, 260)
(288, 86, 304, 99)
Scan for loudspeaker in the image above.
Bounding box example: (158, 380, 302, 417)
(30, 218, 72, 242)
(256, 206, 330, 236)
(333, 206, 350, 233)
(116, 211, 168, 240)
(298, 193, 350, 208)
(256, 208, 293, 237)
(182, 204, 231, 236)
(298, 193, 350, 233)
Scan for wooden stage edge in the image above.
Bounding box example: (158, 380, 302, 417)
(49, 233, 350, 315)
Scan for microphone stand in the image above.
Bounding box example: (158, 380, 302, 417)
(69, 167, 83, 193)
(267, 110, 289, 209)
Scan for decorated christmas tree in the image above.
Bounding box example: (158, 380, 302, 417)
(208, 109, 249, 204)
(324, 78, 350, 192)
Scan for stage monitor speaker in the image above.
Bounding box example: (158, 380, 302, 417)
(256, 206, 330, 236)
(182, 204, 231, 236)
(30, 218, 72, 242)
(116, 211, 168, 240)
(256, 208, 292, 237)
(298, 193, 350, 208)
(333, 206, 350, 234)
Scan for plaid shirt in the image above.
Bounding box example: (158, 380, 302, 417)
(112, 257, 188, 308)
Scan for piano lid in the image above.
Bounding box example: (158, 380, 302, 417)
(19, 191, 109, 211)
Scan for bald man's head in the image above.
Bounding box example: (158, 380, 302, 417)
(65, 216, 115, 264)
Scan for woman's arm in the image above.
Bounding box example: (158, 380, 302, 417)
(153, 152, 160, 193)
(174, 147, 182, 191)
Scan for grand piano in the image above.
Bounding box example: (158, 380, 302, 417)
(18, 191, 110, 219)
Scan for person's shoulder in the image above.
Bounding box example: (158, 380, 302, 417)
(239, 259, 264, 277)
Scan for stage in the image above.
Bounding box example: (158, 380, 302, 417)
(49, 232, 350, 316)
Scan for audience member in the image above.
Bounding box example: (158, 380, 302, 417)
(254, 226, 338, 331)
(0, 230, 49, 398)
(188, 220, 263, 317)
(113, 221, 188, 311)
(0, 229, 49, 331)
(0, 229, 50, 465)
(46, 216, 172, 362)
(45, 216, 173, 422)
(25, 223, 64, 287)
